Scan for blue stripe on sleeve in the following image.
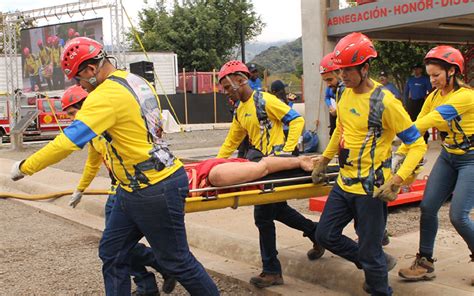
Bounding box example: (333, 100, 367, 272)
(282, 108, 301, 124)
(435, 105, 459, 121)
(63, 120, 97, 149)
(397, 124, 421, 145)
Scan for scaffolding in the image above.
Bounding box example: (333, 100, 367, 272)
(2, 0, 126, 150)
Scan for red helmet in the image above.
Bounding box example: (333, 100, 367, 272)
(23, 47, 30, 56)
(333, 32, 377, 68)
(319, 52, 339, 74)
(61, 37, 104, 79)
(424, 45, 464, 73)
(52, 36, 59, 45)
(37, 39, 43, 47)
(68, 28, 76, 38)
(61, 85, 88, 110)
(46, 36, 53, 45)
(218, 60, 250, 82)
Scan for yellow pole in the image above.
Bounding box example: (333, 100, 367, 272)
(183, 68, 188, 125)
(45, 94, 63, 133)
(213, 69, 217, 123)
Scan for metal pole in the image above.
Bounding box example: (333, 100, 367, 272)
(183, 68, 188, 124)
(240, 0, 245, 63)
(213, 69, 217, 123)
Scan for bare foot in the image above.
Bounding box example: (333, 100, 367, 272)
(299, 155, 314, 172)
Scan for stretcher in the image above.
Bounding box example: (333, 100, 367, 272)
(184, 162, 339, 213)
(309, 179, 428, 213)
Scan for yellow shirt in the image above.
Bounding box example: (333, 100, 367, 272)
(76, 136, 116, 194)
(323, 82, 427, 195)
(24, 55, 40, 76)
(399, 87, 473, 155)
(51, 47, 61, 66)
(217, 91, 304, 158)
(21, 70, 182, 192)
(39, 47, 51, 65)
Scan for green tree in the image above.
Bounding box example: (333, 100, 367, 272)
(129, 0, 264, 70)
(371, 41, 434, 93)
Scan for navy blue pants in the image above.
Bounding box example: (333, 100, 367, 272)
(254, 202, 317, 274)
(99, 168, 219, 295)
(315, 183, 392, 296)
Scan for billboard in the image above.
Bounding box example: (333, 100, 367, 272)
(20, 18, 104, 93)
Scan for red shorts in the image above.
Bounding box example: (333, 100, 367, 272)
(186, 158, 250, 196)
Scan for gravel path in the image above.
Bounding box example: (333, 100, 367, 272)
(0, 197, 256, 295)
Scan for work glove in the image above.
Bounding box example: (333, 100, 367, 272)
(311, 156, 330, 184)
(374, 176, 402, 202)
(401, 163, 424, 186)
(11, 160, 26, 181)
(69, 189, 83, 208)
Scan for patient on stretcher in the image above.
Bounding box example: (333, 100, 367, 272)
(186, 156, 316, 196)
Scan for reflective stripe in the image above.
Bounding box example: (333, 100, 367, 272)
(63, 120, 97, 149)
(397, 124, 421, 145)
(281, 108, 300, 124)
(436, 105, 459, 121)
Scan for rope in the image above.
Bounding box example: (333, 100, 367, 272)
(120, 3, 183, 129)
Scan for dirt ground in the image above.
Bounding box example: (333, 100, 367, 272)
(0, 197, 256, 295)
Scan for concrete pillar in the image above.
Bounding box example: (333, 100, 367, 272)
(301, 0, 337, 152)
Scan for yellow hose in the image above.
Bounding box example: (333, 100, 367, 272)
(0, 189, 109, 200)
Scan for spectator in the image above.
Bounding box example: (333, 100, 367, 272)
(247, 63, 263, 91)
(403, 64, 432, 120)
(379, 71, 401, 100)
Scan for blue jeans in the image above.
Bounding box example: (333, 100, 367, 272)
(105, 194, 162, 294)
(254, 202, 317, 274)
(99, 168, 219, 296)
(419, 149, 474, 258)
(315, 183, 392, 296)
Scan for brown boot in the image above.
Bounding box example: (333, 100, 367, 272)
(398, 254, 436, 281)
(307, 242, 326, 260)
(249, 272, 284, 288)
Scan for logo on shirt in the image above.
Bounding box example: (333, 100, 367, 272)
(349, 108, 360, 116)
(244, 113, 252, 117)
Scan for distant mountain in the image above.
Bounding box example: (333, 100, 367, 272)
(249, 37, 302, 74)
(233, 40, 290, 62)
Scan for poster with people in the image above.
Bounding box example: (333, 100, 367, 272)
(20, 18, 104, 93)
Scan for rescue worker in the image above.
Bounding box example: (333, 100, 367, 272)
(11, 37, 219, 295)
(312, 32, 427, 295)
(397, 46, 474, 284)
(23, 47, 41, 91)
(319, 52, 345, 136)
(51, 36, 65, 90)
(216, 60, 325, 288)
(37, 39, 53, 90)
(320, 53, 391, 246)
(62, 85, 176, 295)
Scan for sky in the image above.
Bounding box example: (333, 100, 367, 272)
(0, 0, 302, 44)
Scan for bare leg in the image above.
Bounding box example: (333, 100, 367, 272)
(208, 156, 314, 187)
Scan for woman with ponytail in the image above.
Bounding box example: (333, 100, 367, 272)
(398, 45, 474, 285)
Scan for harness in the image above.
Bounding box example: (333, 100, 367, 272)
(234, 90, 281, 155)
(340, 86, 391, 195)
(431, 90, 473, 151)
(103, 74, 176, 191)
